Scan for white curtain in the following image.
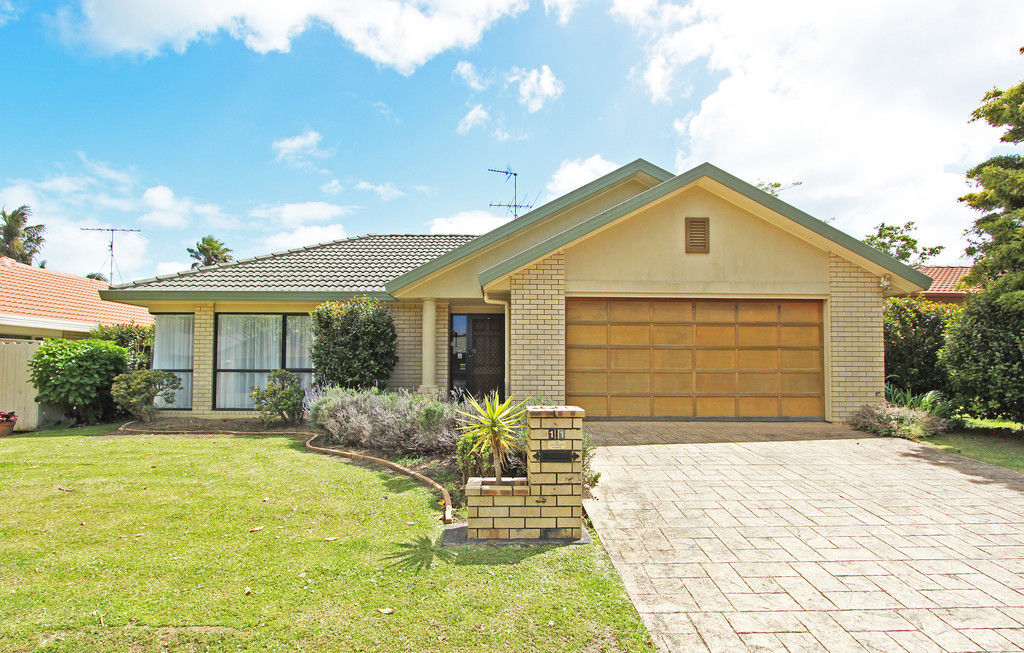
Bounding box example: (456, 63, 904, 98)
(216, 371, 270, 410)
(285, 315, 313, 369)
(153, 315, 194, 409)
(217, 315, 281, 370)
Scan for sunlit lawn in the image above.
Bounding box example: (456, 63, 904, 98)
(923, 417, 1024, 475)
(0, 425, 652, 652)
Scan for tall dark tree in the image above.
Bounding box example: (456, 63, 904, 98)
(187, 235, 233, 269)
(960, 50, 1024, 309)
(864, 221, 944, 265)
(1, 205, 45, 265)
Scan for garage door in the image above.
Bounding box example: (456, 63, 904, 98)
(565, 298, 824, 419)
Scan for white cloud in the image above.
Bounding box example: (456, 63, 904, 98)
(373, 101, 400, 123)
(508, 64, 564, 113)
(249, 201, 355, 227)
(154, 260, 190, 276)
(35, 175, 93, 194)
(272, 129, 330, 170)
(493, 127, 511, 142)
(0, 1, 19, 26)
(355, 180, 404, 201)
(264, 224, 348, 251)
(544, 0, 581, 25)
(457, 104, 490, 134)
(137, 185, 229, 228)
(59, 0, 527, 74)
(429, 210, 511, 234)
(320, 179, 343, 194)
(545, 155, 618, 199)
(616, 1, 1024, 263)
(455, 60, 489, 91)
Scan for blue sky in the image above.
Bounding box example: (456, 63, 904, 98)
(1, 0, 1022, 282)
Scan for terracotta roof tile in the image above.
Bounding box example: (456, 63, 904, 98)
(914, 265, 975, 295)
(1, 257, 153, 326)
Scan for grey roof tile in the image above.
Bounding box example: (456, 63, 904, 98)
(111, 234, 477, 293)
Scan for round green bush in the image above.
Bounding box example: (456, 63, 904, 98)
(940, 293, 1024, 422)
(111, 369, 182, 423)
(310, 297, 398, 389)
(883, 296, 960, 394)
(28, 338, 129, 424)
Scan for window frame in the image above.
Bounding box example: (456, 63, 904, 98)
(685, 216, 711, 254)
(152, 312, 195, 411)
(212, 312, 314, 411)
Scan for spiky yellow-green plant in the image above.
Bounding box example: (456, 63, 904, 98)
(456, 392, 526, 484)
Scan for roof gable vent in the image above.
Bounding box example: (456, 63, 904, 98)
(685, 217, 710, 253)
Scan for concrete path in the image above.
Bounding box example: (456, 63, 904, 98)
(584, 423, 1024, 652)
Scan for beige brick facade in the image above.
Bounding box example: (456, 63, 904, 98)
(509, 253, 565, 402)
(388, 302, 422, 390)
(828, 253, 885, 420)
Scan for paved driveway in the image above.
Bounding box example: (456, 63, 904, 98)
(584, 423, 1024, 652)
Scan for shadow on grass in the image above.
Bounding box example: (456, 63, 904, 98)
(385, 534, 554, 570)
(385, 535, 455, 571)
(898, 434, 1024, 494)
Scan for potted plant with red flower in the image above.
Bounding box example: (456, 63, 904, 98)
(0, 411, 17, 436)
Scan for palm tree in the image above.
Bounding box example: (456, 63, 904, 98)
(187, 235, 233, 268)
(1, 205, 45, 265)
(457, 392, 526, 484)
(85, 272, 108, 282)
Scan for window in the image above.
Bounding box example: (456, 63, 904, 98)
(685, 217, 710, 253)
(215, 314, 313, 409)
(153, 314, 194, 409)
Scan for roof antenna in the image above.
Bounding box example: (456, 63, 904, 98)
(80, 226, 141, 283)
(488, 165, 535, 219)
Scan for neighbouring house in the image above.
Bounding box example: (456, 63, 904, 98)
(101, 160, 930, 422)
(0, 256, 153, 429)
(913, 265, 975, 304)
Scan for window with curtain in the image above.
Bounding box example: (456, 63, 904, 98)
(153, 314, 194, 409)
(215, 314, 314, 409)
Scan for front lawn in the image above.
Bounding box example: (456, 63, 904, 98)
(923, 418, 1024, 475)
(0, 427, 651, 652)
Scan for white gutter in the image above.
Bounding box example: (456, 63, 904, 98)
(0, 312, 98, 333)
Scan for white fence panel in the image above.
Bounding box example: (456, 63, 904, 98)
(0, 340, 44, 431)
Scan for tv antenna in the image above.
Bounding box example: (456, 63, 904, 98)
(80, 227, 141, 283)
(488, 166, 537, 219)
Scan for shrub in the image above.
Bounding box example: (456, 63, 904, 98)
(307, 387, 461, 454)
(847, 403, 948, 439)
(455, 393, 525, 483)
(28, 338, 128, 423)
(310, 298, 398, 389)
(884, 387, 954, 418)
(250, 370, 305, 424)
(88, 323, 154, 370)
(940, 293, 1024, 422)
(883, 297, 959, 394)
(111, 370, 182, 423)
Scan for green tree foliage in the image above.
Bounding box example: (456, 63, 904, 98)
(28, 339, 129, 424)
(882, 297, 960, 394)
(755, 180, 802, 197)
(1, 205, 45, 265)
(85, 272, 108, 282)
(940, 293, 1024, 422)
(456, 392, 525, 484)
(249, 370, 305, 424)
(187, 235, 233, 269)
(88, 323, 155, 370)
(864, 221, 944, 265)
(310, 297, 398, 389)
(111, 370, 182, 423)
(960, 61, 1024, 310)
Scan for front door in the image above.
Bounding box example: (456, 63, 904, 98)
(450, 314, 505, 399)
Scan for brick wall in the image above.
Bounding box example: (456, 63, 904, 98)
(191, 303, 215, 416)
(388, 302, 422, 390)
(828, 253, 884, 420)
(435, 302, 449, 394)
(509, 253, 565, 402)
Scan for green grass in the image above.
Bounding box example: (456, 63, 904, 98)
(922, 418, 1024, 475)
(0, 427, 651, 652)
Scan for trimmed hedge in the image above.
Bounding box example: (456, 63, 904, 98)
(310, 298, 398, 389)
(883, 297, 960, 394)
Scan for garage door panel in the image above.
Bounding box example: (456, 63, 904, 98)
(652, 324, 693, 346)
(609, 396, 651, 416)
(566, 348, 606, 370)
(566, 299, 823, 419)
(610, 348, 650, 370)
(609, 300, 650, 323)
(695, 349, 736, 370)
(566, 299, 608, 323)
(566, 324, 606, 345)
(652, 349, 693, 370)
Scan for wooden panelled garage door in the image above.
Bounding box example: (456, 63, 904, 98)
(565, 299, 824, 419)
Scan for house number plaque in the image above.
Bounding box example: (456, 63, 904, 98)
(547, 428, 566, 440)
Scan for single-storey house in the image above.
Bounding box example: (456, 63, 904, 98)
(101, 160, 930, 421)
(914, 265, 975, 304)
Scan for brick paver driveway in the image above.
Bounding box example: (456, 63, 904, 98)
(584, 423, 1024, 652)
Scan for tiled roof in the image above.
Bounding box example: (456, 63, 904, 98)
(915, 265, 975, 295)
(110, 234, 478, 293)
(1, 257, 153, 326)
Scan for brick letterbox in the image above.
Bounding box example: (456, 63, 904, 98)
(465, 405, 584, 541)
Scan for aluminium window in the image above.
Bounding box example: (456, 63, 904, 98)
(153, 314, 194, 409)
(214, 314, 313, 409)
